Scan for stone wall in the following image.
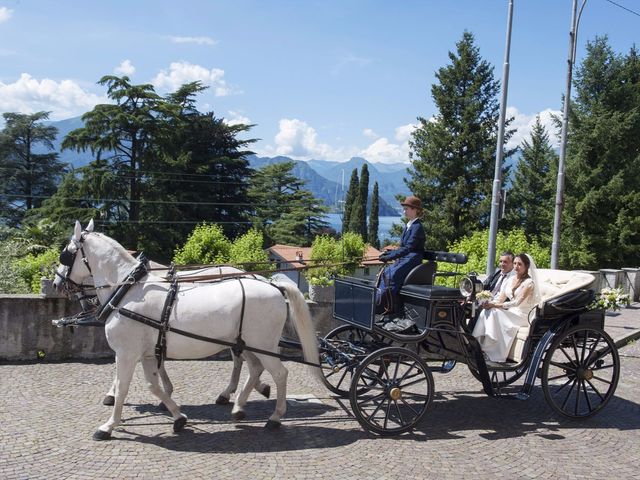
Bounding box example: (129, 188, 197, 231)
(0, 294, 335, 362)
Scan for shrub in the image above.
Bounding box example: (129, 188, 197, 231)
(229, 228, 273, 272)
(173, 223, 231, 265)
(15, 248, 60, 293)
(437, 228, 551, 287)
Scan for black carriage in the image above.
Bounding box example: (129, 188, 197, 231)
(320, 251, 620, 436)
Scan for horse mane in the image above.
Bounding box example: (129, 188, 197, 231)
(91, 232, 137, 263)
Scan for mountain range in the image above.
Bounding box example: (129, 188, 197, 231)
(45, 117, 411, 216)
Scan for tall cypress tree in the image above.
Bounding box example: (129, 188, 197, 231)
(505, 116, 557, 245)
(342, 168, 359, 233)
(368, 181, 380, 248)
(407, 31, 512, 249)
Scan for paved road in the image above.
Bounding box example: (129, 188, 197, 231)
(1, 337, 639, 480)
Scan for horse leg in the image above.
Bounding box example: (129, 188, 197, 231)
(103, 374, 116, 406)
(215, 350, 244, 405)
(230, 354, 263, 421)
(93, 354, 137, 440)
(140, 356, 187, 433)
(217, 351, 270, 405)
(257, 355, 288, 430)
(157, 363, 174, 410)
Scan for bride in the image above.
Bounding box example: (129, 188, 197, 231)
(472, 253, 541, 363)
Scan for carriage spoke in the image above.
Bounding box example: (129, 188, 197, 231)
(549, 360, 577, 372)
(583, 333, 602, 365)
(574, 379, 581, 415)
(398, 397, 420, 417)
(591, 375, 613, 386)
(560, 377, 578, 410)
(570, 335, 581, 366)
(547, 373, 571, 382)
(558, 346, 578, 368)
(393, 399, 405, 425)
(383, 400, 392, 429)
(581, 380, 593, 412)
(591, 363, 614, 372)
(398, 361, 419, 383)
(553, 376, 574, 394)
(359, 391, 387, 408)
(364, 397, 387, 422)
(584, 378, 606, 401)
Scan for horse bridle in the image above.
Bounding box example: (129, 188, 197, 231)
(57, 231, 93, 295)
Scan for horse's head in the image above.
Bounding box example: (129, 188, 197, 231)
(55, 219, 95, 295)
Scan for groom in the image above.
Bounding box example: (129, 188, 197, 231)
(483, 251, 515, 299)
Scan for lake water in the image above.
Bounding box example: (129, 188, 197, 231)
(324, 213, 402, 243)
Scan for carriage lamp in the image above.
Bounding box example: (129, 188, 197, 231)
(459, 273, 483, 298)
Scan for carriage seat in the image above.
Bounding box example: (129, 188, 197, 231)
(507, 269, 595, 361)
(403, 250, 468, 286)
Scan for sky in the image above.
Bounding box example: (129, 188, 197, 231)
(0, 0, 639, 164)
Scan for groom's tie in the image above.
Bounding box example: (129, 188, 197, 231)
(492, 273, 506, 296)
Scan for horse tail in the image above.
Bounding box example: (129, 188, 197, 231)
(274, 282, 322, 381)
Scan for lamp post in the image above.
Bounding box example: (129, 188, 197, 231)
(550, 0, 587, 269)
(486, 0, 514, 276)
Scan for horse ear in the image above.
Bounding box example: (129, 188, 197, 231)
(86, 219, 95, 232)
(73, 220, 82, 240)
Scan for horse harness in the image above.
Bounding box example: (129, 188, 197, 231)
(59, 252, 318, 368)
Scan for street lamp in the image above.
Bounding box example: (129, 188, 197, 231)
(486, 0, 515, 276)
(550, 0, 587, 269)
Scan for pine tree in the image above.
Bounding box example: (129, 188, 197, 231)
(248, 161, 327, 246)
(407, 31, 513, 249)
(368, 181, 380, 248)
(341, 168, 359, 233)
(0, 112, 66, 226)
(560, 37, 640, 268)
(505, 116, 557, 245)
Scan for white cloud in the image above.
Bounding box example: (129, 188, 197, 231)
(152, 61, 237, 96)
(506, 106, 561, 149)
(394, 123, 417, 142)
(259, 118, 356, 161)
(114, 59, 136, 76)
(0, 7, 13, 23)
(0, 73, 107, 120)
(224, 110, 251, 126)
(169, 36, 217, 46)
(363, 128, 379, 139)
(357, 123, 416, 164)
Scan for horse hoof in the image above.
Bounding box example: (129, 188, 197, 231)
(173, 415, 187, 433)
(215, 395, 230, 405)
(232, 410, 246, 421)
(265, 420, 281, 430)
(92, 429, 112, 441)
(102, 395, 115, 406)
(259, 385, 271, 399)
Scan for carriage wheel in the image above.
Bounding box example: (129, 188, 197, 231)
(320, 325, 392, 397)
(541, 325, 619, 419)
(349, 346, 434, 435)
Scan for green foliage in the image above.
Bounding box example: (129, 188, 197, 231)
(437, 228, 550, 287)
(0, 227, 30, 293)
(561, 38, 640, 269)
(15, 248, 59, 293)
(228, 228, 272, 271)
(173, 223, 231, 265)
(248, 161, 328, 246)
(341, 169, 359, 233)
(0, 111, 66, 226)
(407, 31, 514, 249)
(504, 116, 557, 246)
(368, 182, 380, 249)
(307, 233, 366, 285)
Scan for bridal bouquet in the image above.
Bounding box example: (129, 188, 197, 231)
(592, 287, 630, 312)
(476, 290, 492, 305)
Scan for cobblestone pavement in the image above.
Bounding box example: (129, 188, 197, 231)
(1, 337, 639, 480)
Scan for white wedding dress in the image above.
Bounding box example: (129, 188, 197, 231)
(472, 276, 538, 362)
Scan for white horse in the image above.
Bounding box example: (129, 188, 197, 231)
(58, 220, 320, 440)
(54, 261, 271, 406)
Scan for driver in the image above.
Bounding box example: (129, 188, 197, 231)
(376, 195, 426, 315)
